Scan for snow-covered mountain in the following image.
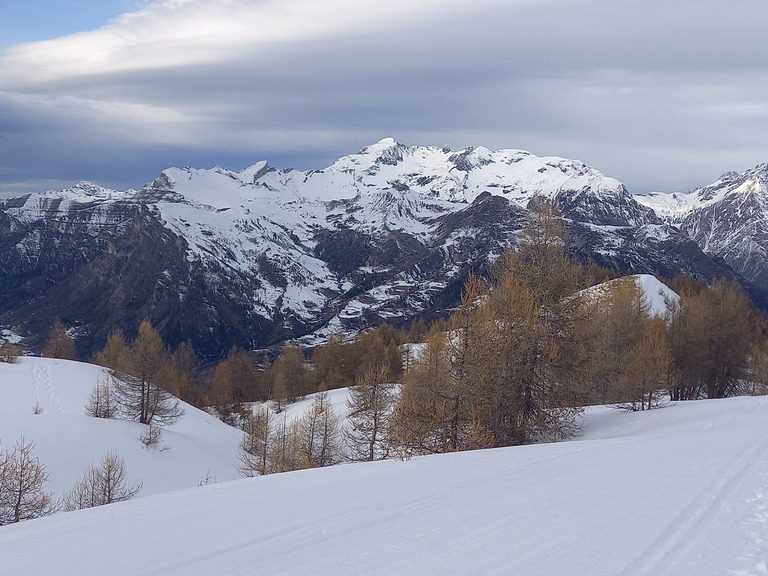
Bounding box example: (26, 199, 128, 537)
(0, 140, 737, 359)
(3, 393, 768, 576)
(636, 164, 768, 300)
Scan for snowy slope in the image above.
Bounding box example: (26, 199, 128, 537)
(0, 357, 243, 497)
(634, 170, 746, 223)
(2, 395, 768, 575)
(582, 274, 680, 319)
(635, 274, 680, 317)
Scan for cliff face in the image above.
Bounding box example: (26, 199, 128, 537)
(636, 164, 768, 309)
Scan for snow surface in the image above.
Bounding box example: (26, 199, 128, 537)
(0, 357, 242, 497)
(634, 274, 679, 318)
(635, 190, 703, 222)
(581, 274, 679, 319)
(3, 368, 768, 574)
(634, 166, 768, 223)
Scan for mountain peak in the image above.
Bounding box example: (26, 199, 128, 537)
(358, 138, 405, 166)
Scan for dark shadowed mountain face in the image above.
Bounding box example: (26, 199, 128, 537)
(635, 164, 768, 309)
(0, 140, 743, 361)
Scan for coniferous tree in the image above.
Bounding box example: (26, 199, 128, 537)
(0, 342, 21, 364)
(62, 453, 142, 511)
(313, 335, 348, 389)
(296, 390, 342, 468)
(616, 316, 674, 411)
(267, 413, 301, 474)
(392, 275, 492, 454)
(493, 197, 583, 310)
(85, 374, 118, 418)
(94, 330, 131, 373)
(483, 201, 586, 444)
(271, 345, 312, 405)
(97, 322, 182, 426)
(238, 405, 274, 477)
(41, 318, 78, 360)
(210, 357, 235, 412)
(344, 364, 396, 461)
(313, 327, 405, 391)
(669, 278, 757, 399)
(121, 321, 182, 425)
(747, 339, 768, 396)
(576, 278, 649, 405)
(167, 341, 203, 406)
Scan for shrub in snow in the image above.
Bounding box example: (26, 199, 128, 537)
(0, 342, 21, 364)
(62, 453, 142, 511)
(0, 438, 56, 525)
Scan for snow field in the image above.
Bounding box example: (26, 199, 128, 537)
(2, 364, 768, 575)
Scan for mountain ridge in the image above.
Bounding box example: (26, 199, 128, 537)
(635, 163, 768, 296)
(0, 140, 750, 360)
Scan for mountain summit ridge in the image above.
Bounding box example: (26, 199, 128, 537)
(635, 162, 768, 293)
(0, 141, 749, 359)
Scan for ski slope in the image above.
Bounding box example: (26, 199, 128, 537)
(2, 384, 768, 575)
(0, 357, 242, 496)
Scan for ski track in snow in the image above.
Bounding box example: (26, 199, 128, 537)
(729, 456, 768, 576)
(622, 414, 768, 576)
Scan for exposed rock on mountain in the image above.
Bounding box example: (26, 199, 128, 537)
(636, 164, 768, 306)
(0, 140, 740, 360)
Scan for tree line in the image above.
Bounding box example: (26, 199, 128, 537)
(25, 202, 768, 449)
(10, 200, 768, 483)
(235, 200, 768, 474)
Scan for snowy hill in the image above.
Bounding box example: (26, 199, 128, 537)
(2, 394, 768, 575)
(0, 357, 242, 496)
(582, 274, 680, 319)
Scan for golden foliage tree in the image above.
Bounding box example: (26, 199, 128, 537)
(296, 390, 342, 468)
(616, 316, 674, 411)
(210, 345, 256, 414)
(313, 327, 404, 391)
(576, 278, 649, 405)
(271, 345, 312, 405)
(0, 342, 21, 364)
(482, 275, 570, 444)
(238, 406, 275, 477)
(392, 275, 494, 454)
(167, 341, 203, 406)
(85, 374, 118, 418)
(94, 330, 131, 373)
(41, 318, 78, 360)
(669, 278, 757, 399)
(96, 322, 182, 426)
(747, 338, 768, 396)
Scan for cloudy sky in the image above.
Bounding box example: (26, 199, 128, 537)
(1, 0, 768, 195)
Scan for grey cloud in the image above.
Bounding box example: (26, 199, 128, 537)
(3, 0, 768, 194)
